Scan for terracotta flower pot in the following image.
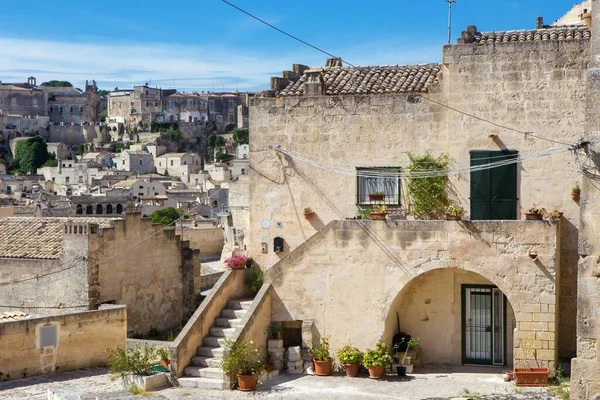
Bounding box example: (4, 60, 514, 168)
(369, 212, 387, 220)
(525, 213, 543, 220)
(266, 363, 275, 372)
(313, 359, 333, 376)
(367, 366, 384, 379)
(514, 368, 549, 387)
(444, 213, 460, 221)
(344, 363, 360, 377)
(571, 192, 580, 201)
(237, 374, 257, 391)
(369, 194, 385, 202)
(303, 212, 316, 220)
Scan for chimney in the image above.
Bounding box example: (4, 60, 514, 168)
(325, 57, 342, 68)
(270, 77, 289, 92)
(458, 25, 478, 44)
(536, 17, 544, 29)
(303, 69, 325, 96)
(293, 64, 309, 77)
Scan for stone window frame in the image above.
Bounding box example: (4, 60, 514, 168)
(356, 166, 402, 206)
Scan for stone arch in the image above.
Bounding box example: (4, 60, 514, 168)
(96, 204, 103, 214)
(106, 204, 113, 214)
(86, 205, 93, 215)
(76, 204, 83, 215)
(383, 267, 517, 368)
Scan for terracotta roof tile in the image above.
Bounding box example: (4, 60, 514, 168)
(0, 217, 116, 260)
(278, 64, 441, 97)
(474, 26, 590, 45)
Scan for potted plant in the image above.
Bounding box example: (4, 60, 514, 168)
(399, 337, 420, 374)
(445, 204, 465, 221)
(362, 342, 393, 379)
(310, 336, 333, 376)
(224, 255, 249, 270)
(546, 209, 563, 223)
(157, 347, 170, 369)
(571, 183, 581, 201)
(514, 367, 550, 386)
(337, 345, 363, 377)
(525, 206, 545, 221)
(357, 205, 373, 220)
(369, 205, 388, 220)
(369, 192, 386, 202)
(220, 339, 264, 391)
(303, 207, 316, 220)
(265, 322, 284, 340)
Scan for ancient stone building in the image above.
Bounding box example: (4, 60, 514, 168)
(0, 213, 199, 335)
(0, 77, 46, 117)
(245, 20, 592, 378)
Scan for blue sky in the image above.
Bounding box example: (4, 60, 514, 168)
(0, 0, 582, 92)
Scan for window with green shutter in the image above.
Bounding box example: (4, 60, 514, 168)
(470, 150, 518, 220)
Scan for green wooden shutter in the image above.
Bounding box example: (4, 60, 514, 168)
(470, 150, 518, 220)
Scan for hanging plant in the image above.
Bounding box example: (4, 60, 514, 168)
(407, 153, 450, 220)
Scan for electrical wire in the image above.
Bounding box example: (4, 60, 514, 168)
(221, 0, 355, 68)
(275, 141, 581, 179)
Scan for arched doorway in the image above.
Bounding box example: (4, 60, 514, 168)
(86, 205, 93, 215)
(76, 204, 83, 215)
(106, 204, 113, 214)
(116, 204, 123, 214)
(96, 204, 103, 214)
(384, 268, 516, 368)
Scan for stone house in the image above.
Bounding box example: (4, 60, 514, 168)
(0, 213, 199, 335)
(108, 85, 176, 127)
(0, 77, 45, 117)
(113, 150, 155, 174)
(46, 142, 72, 160)
(245, 20, 592, 378)
(45, 85, 101, 125)
(155, 152, 201, 178)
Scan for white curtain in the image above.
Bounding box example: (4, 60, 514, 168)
(358, 171, 399, 204)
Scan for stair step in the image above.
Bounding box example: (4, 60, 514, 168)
(209, 327, 237, 338)
(221, 309, 247, 319)
(177, 377, 224, 390)
(184, 366, 224, 380)
(203, 336, 226, 347)
(215, 318, 242, 328)
(191, 356, 222, 368)
(197, 346, 225, 358)
(227, 299, 254, 310)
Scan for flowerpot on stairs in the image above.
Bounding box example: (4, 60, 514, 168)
(237, 374, 257, 391)
(313, 359, 333, 376)
(367, 366, 384, 379)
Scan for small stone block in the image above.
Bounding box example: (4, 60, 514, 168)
(268, 349, 284, 357)
(268, 339, 284, 349)
(288, 360, 302, 368)
(287, 346, 301, 355)
(287, 353, 301, 362)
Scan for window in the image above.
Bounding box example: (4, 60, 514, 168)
(139, 159, 143, 166)
(228, 114, 235, 123)
(116, 204, 123, 214)
(76, 204, 83, 214)
(69, 107, 73, 112)
(145, 101, 149, 107)
(228, 99, 235, 111)
(59, 107, 63, 113)
(86, 205, 93, 214)
(170, 160, 174, 166)
(78, 176, 83, 183)
(139, 185, 143, 189)
(209, 100, 214, 111)
(130, 102, 134, 107)
(155, 101, 158, 106)
(65, 177, 70, 184)
(96, 204, 103, 214)
(80, 106, 84, 112)
(138, 193, 144, 197)
(49, 107, 53, 112)
(356, 167, 400, 205)
(183, 161, 187, 165)
(169, 100, 174, 111)
(188, 100, 193, 109)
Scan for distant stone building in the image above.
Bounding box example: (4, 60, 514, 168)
(113, 150, 155, 174)
(107, 85, 176, 127)
(0, 77, 46, 117)
(0, 213, 199, 335)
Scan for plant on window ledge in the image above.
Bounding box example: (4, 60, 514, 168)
(407, 153, 449, 220)
(445, 204, 465, 221)
(525, 205, 546, 220)
(357, 205, 374, 220)
(571, 183, 581, 201)
(368, 191, 386, 202)
(370, 204, 388, 220)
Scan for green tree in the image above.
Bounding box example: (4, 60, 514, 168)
(40, 80, 73, 87)
(215, 152, 234, 162)
(99, 109, 108, 123)
(232, 128, 249, 145)
(207, 134, 217, 148)
(41, 153, 58, 167)
(148, 207, 183, 226)
(215, 136, 225, 147)
(14, 136, 49, 174)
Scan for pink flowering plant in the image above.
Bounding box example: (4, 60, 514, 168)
(224, 255, 249, 270)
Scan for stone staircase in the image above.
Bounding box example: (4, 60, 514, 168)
(178, 298, 253, 389)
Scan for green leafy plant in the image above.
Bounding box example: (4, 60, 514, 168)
(265, 322, 284, 339)
(446, 204, 465, 218)
(14, 136, 49, 174)
(407, 153, 449, 220)
(215, 152, 234, 162)
(157, 347, 170, 363)
(357, 206, 373, 219)
(372, 205, 388, 214)
(106, 345, 158, 377)
(245, 268, 264, 293)
(220, 339, 264, 376)
(362, 342, 393, 368)
(370, 191, 385, 196)
(303, 207, 313, 214)
(148, 207, 183, 226)
(337, 345, 363, 365)
(400, 337, 420, 365)
(527, 205, 546, 216)
(233, 128, 249, 145)
(572, 183, 581, 195)
(310, 336, 332, 362)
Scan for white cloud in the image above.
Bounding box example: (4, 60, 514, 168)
(0, 37, 443, 92)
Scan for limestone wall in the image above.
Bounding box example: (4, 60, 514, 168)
(266, 220, 559, 370)
(0, 306, 127, 380)
(183, 227, 224, 260)
(47, 125, 105, 145)
(87, 213, 195, 335)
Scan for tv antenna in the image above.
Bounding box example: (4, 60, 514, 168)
(446, 0, 456, 44)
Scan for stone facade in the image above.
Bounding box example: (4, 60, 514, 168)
(248, 23, 589, 374)
(0, 306, 127, 379)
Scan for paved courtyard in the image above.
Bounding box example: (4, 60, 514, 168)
(0, 366, 563, 400)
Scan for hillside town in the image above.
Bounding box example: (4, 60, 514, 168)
(2, 1, 600, 399)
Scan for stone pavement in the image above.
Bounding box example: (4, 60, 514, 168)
(0, 367, 561, 400)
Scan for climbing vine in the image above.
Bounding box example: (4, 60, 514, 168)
(407, 153, 449, 220)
